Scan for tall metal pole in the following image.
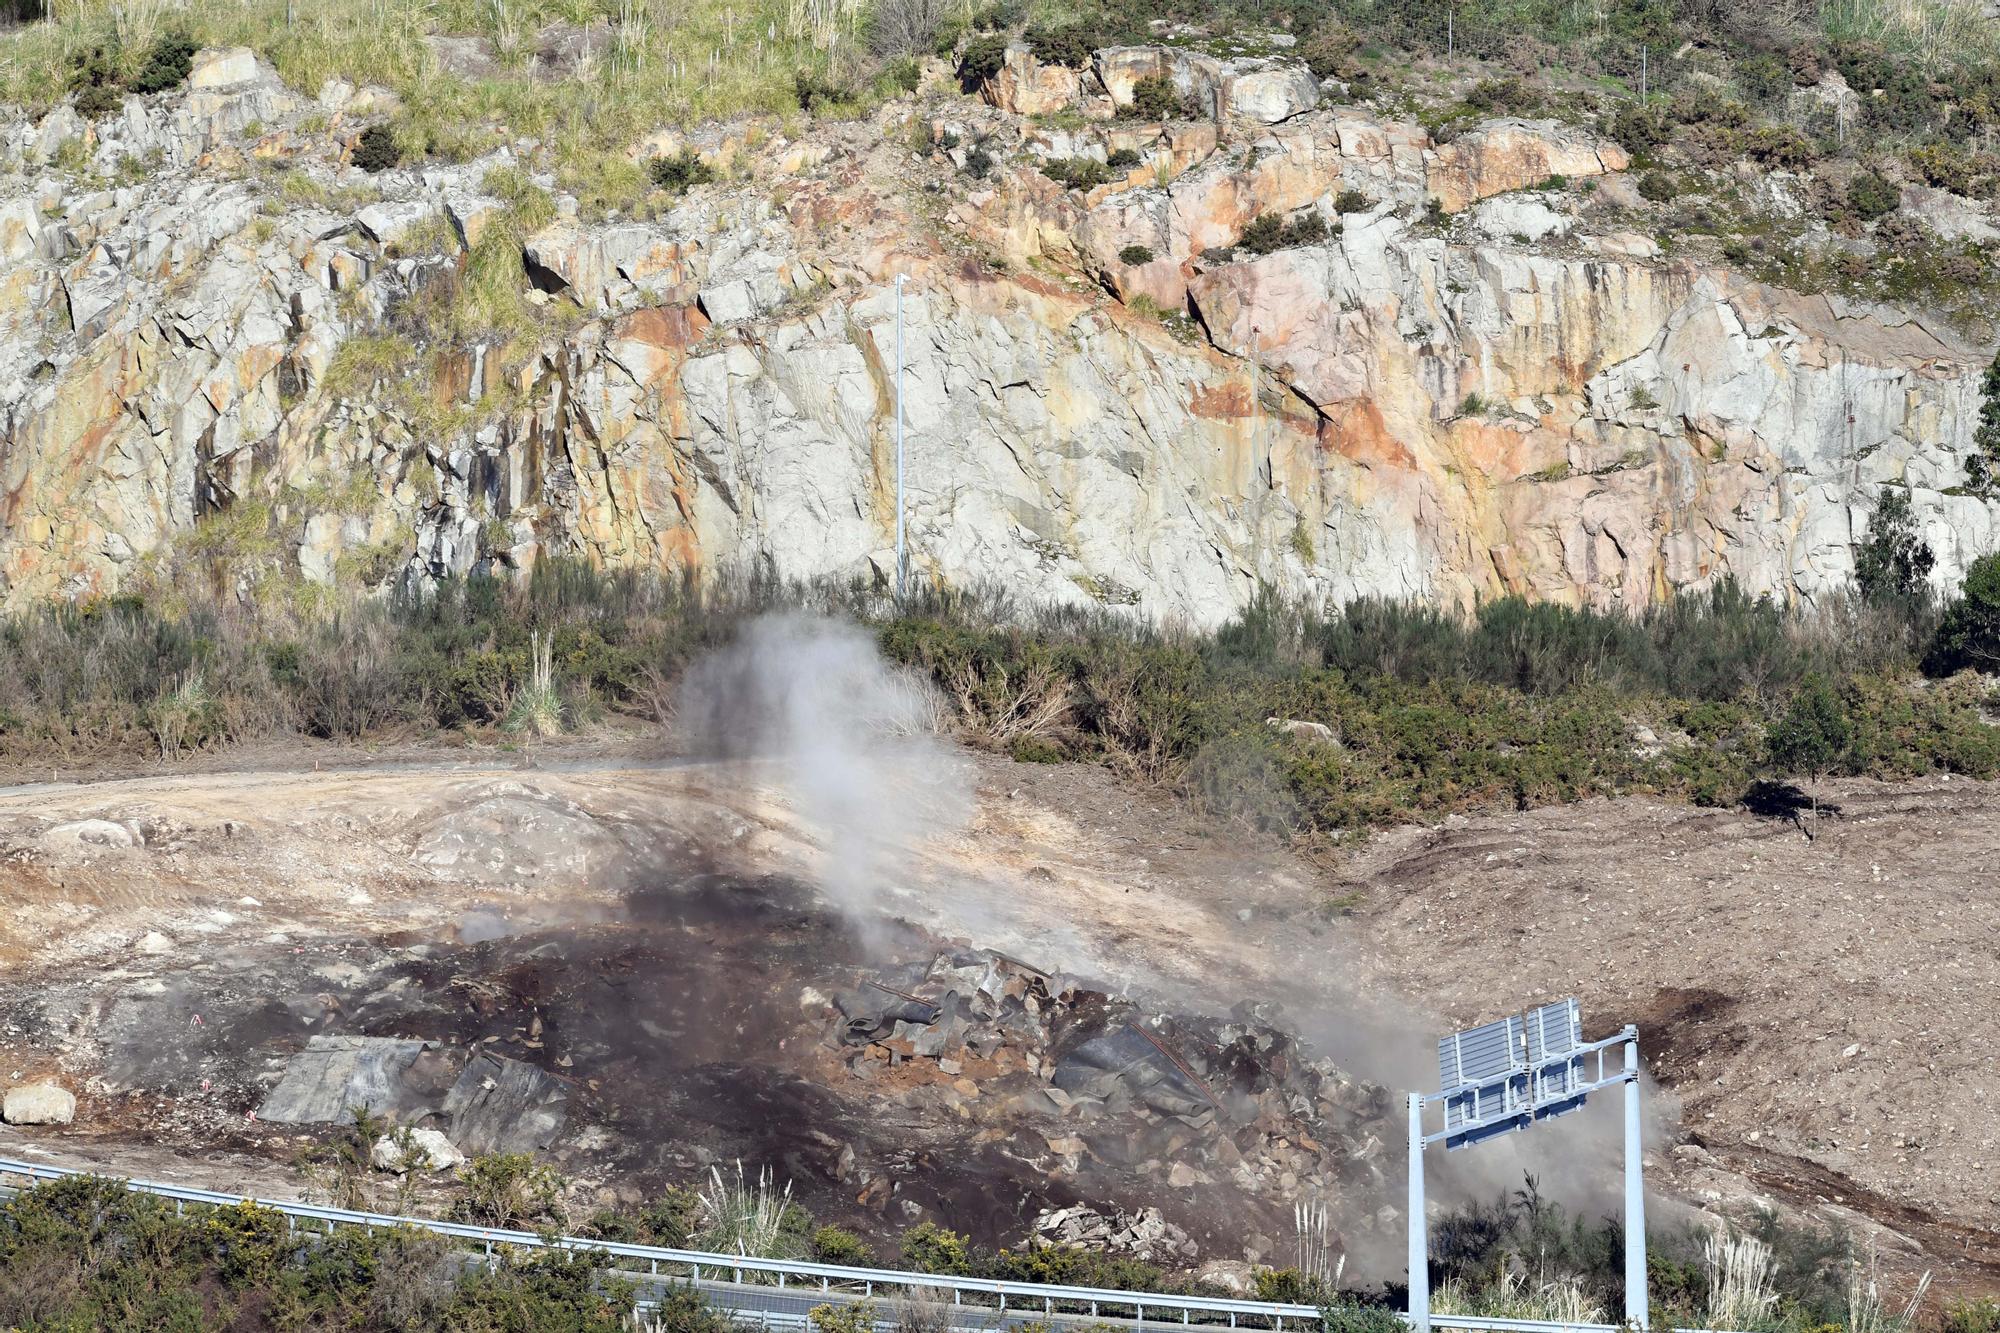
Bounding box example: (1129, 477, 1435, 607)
(1408, 1093, 1430, 1333)
(1623, 1031, 1648, 1330)
(893, 273, 907, 600)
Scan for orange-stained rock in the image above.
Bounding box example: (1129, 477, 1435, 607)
(982, 47, 1081, 117)
(1426, 120, 1630, 213)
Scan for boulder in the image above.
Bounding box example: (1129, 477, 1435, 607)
(188, 47, 262, 91)
(1266, 716, 1339, 744)
(356, 200, 443, 249)
(0, 198, 42, 265)
(3, 1083, 76, 1126)
(371, 1126, 467, 1173)
(445, 193, 503, 249)
(1196, 1260, 1260, 1296)
(1092, 46, 1178, 107)
(699, 279, 758, 325)
(43, 819, 139, 850)
(1225, 62, 1318, 123)
(983, 46, 1080, 117)
(1471, 192, 1571, 243)
(1427, 120, 1629, 213)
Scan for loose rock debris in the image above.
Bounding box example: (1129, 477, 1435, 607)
(819, 947, 1392, 1249)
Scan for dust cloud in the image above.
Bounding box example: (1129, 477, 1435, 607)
(673, 612, 972, 945)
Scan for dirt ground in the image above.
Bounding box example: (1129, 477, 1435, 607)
(0, 745, 1993, 1297)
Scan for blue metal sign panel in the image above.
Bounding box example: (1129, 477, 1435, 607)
(1436, 998, 1608, 1149)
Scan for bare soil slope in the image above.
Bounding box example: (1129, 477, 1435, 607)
(0, 753, 1993, 1292)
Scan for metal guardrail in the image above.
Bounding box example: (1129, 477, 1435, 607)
(0, 1156, 1319, 1328)
(0, 1156, 1719, 1333)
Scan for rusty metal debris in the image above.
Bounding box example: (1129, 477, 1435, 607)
(1125, 1020, 1226, 1114)
(859, 977, 943, 1024)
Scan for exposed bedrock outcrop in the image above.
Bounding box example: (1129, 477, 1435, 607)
(2, 48, 1994, 624)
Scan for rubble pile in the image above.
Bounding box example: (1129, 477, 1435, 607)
(1029, 1203, 1196, 1264)
(819, 949, 1396, 1259)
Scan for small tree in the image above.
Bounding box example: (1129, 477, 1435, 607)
(1853, 488, 1935, 606)
(1927, 552, 2000, 675)
(1765, 675, 1852, 836)
(1966, 348, 2000, 496)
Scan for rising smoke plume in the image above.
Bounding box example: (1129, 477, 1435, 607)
(673, 613, 971, 936)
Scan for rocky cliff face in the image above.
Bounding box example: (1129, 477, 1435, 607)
(3, 46, 1995, 623)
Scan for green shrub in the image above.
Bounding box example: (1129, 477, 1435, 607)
(1239, 212, 1287, 254)
(794, 66, 856, 113)
(1299, 18, 1358, 80)
(1738, 125, 1815, 170)
(1253, 1266, 1333, 1304)
(1927, 553, 2000, 676)
(810, 1224, 875, 1264)
(1334, 187, 1373, 213)
(1765, 675, 1853, 820)
(1608, 103, 1671, 155)
(1945, 1298, 2000, 1333)
(1286, 211, 1329, 246)
(810, 1300, 877, 1333)
(1910, 143, 1979, 194)
(1238, 210, 1329, 255)
(1832, 39, 1940, 137)
(651, 149, 715, 193)
(880, 55, 922, 93)
(1105, 146, 1141, 169)
(66, 42, 123, 118)
(452, 1152, 568, 1229)
(1966, 347, 2000, 498)
(1009, 734, 1066, 763)
(1463, 76, 1539, 115)
(1118, 242, 1155, 265)
(1321, 1297, 1408, 1333)
(1848, 170, 1901, 222)
(1735, 51, 1791, 103)
(958, 33, 1010, 90)
(131, 31, 197, 93)
(1023, 22, 1097, 69)
(964, 146, 995, 177)
(1126, 73, 1180, 120)
(353, 123, 401, 172)
(1042, 155, 1112, 190)
(1637, 169, 1677, 203)
(899, 1222, 972, 1274)
(653, 1282, 739, 1333)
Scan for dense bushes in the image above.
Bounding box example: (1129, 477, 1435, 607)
(352, 123, 402, 172)
(650, 148, 716, 193)
(5, 554, 1994, 832)
(0, 1175, 636, 1331)
(1237, 209, 1330, 254)
(65, 30, 197, 117)
(0, 561, 737, 763)
(957, 33, 1010, 90)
